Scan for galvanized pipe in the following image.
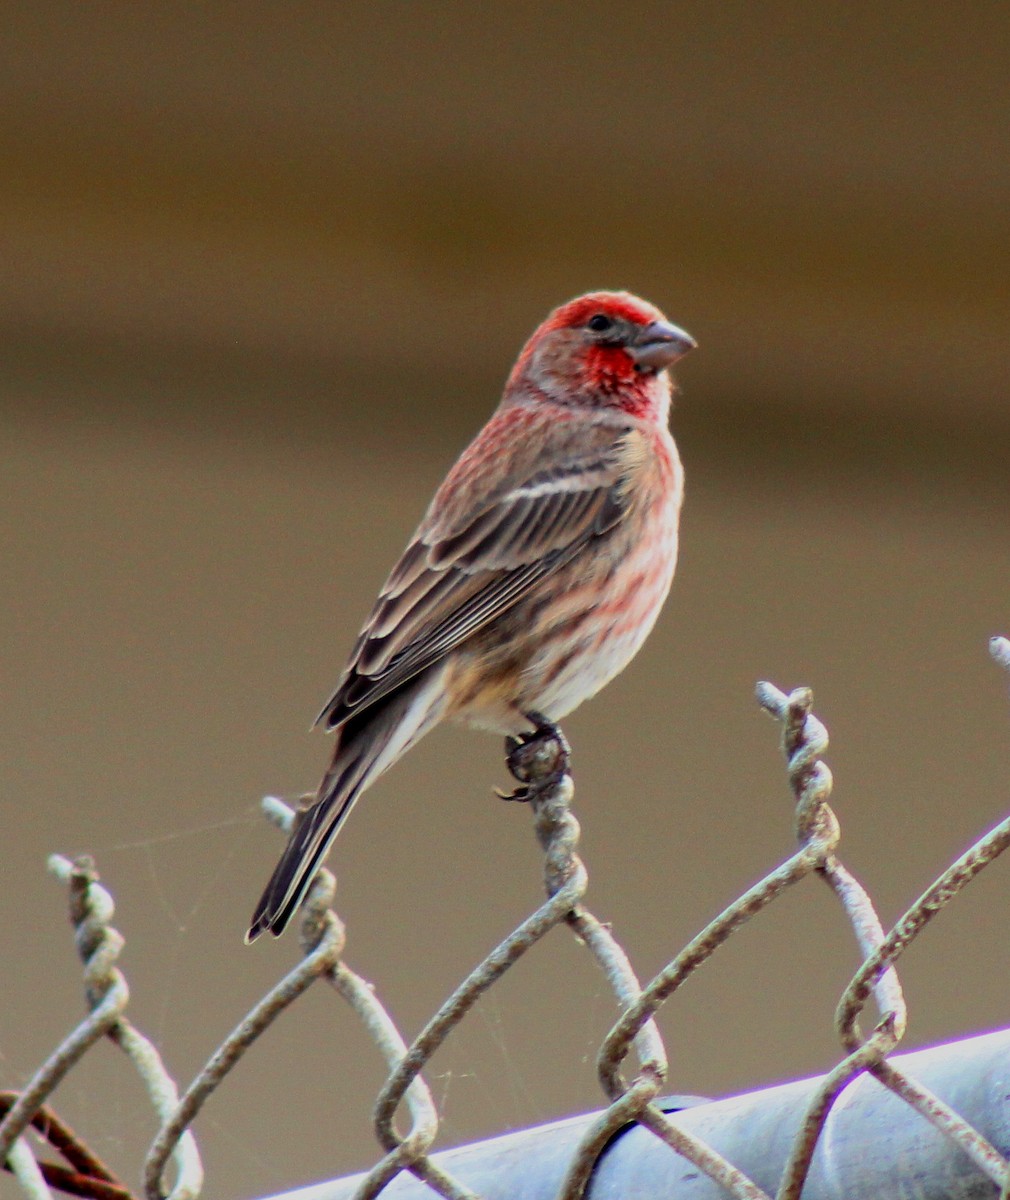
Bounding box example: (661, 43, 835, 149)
(267, 1028, 1010, 1200)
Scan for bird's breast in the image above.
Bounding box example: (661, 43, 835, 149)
(449, 427, 683, 733)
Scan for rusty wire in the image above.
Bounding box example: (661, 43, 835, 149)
(0, 856, 201, 1200)
(0, 1093, 135, 1200)
(5, 637, 1010, 1199)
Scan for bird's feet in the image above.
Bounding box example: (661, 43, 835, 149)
(496, 711, 571, 802)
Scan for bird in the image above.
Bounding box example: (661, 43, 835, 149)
(247, 291, 695, 942)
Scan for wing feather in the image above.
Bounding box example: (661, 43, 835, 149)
(316, 428, 636, 730)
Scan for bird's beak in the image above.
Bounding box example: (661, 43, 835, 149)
(629, 319, 697, 371)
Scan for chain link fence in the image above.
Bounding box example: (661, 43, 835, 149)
(4, 637, 1010, 1200)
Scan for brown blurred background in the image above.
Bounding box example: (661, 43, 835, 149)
(2, 5, 1009, 1198)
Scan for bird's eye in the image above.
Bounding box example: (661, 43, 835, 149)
(587, 313, 613, 333)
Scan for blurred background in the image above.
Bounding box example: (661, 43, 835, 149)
(2, 4, 1008, 1198)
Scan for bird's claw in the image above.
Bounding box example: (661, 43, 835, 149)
(494, 784, 532, 803)
(497, 711, 571, 803)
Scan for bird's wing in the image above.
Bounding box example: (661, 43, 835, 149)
(316, 424, 641, 730)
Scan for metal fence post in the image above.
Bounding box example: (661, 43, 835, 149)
(266, 1029, 1010, 1200)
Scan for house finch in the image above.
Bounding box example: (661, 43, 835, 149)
(247, 291, 695, 941)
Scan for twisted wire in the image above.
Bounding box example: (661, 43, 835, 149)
(7, 635, 1010, 1199)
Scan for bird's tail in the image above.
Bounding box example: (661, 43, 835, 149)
(245, 670, 447, 942)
